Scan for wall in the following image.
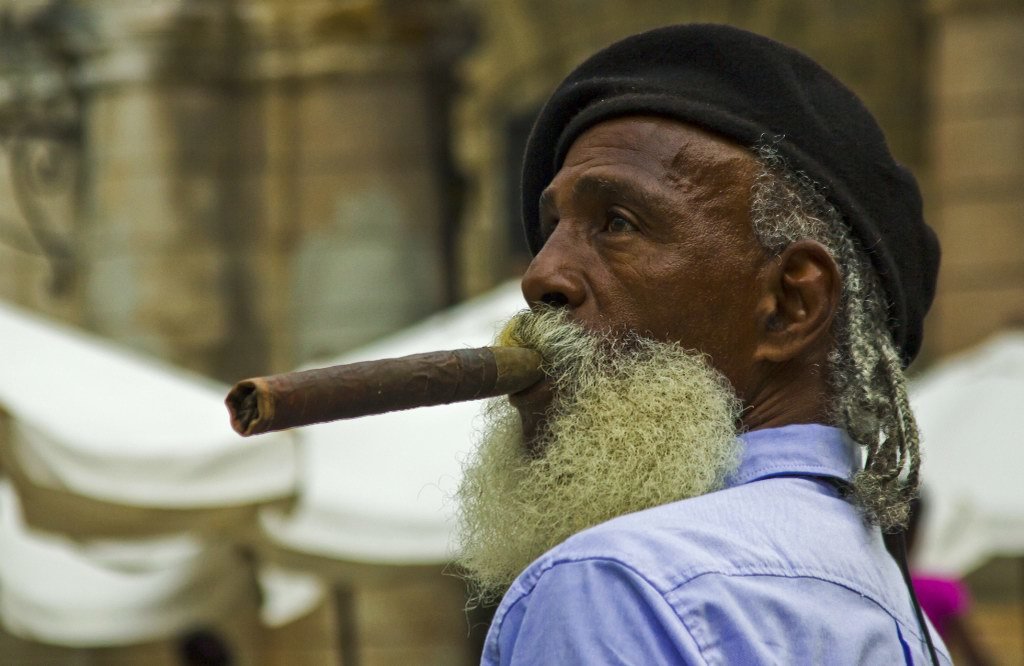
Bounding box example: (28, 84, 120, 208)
(1, 0, 466, 383)
(925, 0, 1024, 359)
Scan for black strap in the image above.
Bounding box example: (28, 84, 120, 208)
(883, 529, 941, 666)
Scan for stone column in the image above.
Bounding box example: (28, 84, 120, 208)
(926, 0, 1024, 357)
(76, 0, 466, 381)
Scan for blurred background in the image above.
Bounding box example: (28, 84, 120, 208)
(0, 0, 1022, 664)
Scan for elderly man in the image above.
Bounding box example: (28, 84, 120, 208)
(456, 24, 949, 664)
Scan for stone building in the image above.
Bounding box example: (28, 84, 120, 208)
(1, 0, 1022, 663)
(1, 0, 473, 385)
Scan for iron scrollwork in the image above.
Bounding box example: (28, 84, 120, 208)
(0, 1, 89, 296)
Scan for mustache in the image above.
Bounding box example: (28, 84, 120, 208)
(501, 308, 659, 372)
(501, 307, 709, 392)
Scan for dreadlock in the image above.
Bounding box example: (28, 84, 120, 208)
(749, 141, 921, 531)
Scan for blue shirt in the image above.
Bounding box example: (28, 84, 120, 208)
(482, 424, 951, 665)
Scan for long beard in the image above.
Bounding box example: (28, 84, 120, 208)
(455, 308, 743, 603)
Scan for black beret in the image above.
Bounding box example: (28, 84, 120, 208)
(521, 23, 940, 366)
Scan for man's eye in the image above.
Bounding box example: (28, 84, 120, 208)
(606, 215, 637, 233)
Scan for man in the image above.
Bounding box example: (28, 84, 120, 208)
(456, 24, 949, 664)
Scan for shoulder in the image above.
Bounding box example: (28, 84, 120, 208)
(533, 475, 871, 592)
(482, 497, 734, 665)
(485, 479, 939, 664)
(485, 555, 705, 665)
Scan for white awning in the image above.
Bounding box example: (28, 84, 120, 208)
(910, 330, 1024, 574)
(0, 300, 297, 510)
(0, 300, 317, 645)
(0, 481, 258, 646)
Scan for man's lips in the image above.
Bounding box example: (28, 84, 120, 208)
(508, 375, 555, 454)
(508, 375, 553, 412)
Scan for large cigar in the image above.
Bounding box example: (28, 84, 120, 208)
(226, 346, 544, 436)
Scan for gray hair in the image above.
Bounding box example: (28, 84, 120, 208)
(749, 142, 920, 531)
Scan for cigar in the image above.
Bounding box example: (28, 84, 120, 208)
(226, 346, 544, 436)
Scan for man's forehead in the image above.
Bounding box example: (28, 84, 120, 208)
(543, 116, 759, 206)
(561, 116, 757, 182)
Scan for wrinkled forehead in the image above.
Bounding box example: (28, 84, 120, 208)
(545, 116, 762, 229)
(557, 115, 757, 181)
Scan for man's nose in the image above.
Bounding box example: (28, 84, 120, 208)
(520, 226, 586, 310)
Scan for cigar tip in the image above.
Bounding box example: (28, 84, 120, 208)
(225, 380, 260, 436)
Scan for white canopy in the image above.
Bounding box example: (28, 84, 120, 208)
(910, 330, 1024, 575)
(0, 301, 319, 646)
(0, 300, 297, 510)
(0, 480, 256, 646)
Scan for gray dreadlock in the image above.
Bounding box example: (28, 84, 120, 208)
(749, 142, 921, 532)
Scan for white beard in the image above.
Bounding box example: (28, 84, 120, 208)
(455, 308, 742, 602)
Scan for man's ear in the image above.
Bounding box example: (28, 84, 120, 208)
(754, 240, 840, 363)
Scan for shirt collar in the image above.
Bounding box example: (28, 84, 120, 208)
(725, 424, 861, 489)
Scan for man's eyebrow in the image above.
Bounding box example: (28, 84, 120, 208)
(539, 174, 664, 214)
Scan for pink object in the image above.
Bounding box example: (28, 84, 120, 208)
(911, 574, 970, 637)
